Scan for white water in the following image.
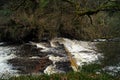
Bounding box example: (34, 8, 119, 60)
(44, 65, 65, 75)
(49, 38, 100, 66)
(0, 45, 17, 78)
(0, 38, 101, 75)
(48, 55, 68, 63)
(37, 38, 102, 74)
(102, 65, 120, 76)
(0, 38, 119, 77)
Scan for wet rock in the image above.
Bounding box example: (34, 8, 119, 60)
(79, 50, 93, 53)
(8, 57, 52, 74)
(55, 61, 72, 72)
(43, 47, 67, 57)
(15, 44, 47, 57)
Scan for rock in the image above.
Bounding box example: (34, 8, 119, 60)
(8, 57, 52, 74)
(55, 62, 72, 72)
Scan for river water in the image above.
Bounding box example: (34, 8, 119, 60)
(0, 38, 119, 78)
(0, 45, 18, 78)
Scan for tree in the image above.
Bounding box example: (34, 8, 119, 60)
(1, 0, 120, 42)
(61, 0, 120, 23)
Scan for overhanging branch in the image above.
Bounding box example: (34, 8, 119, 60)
(62, 0, 120, 16)
(61, 0, 75, 5)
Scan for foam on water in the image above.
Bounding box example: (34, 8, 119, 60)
(41, 38, 101, 74)
(50, 38, 100, 66)
(102, 65, 120, 76)
(0, 42, 4, 46)
(48, 55, 68, 63)
(0, 46, 17, 78)
(44, 65, 65, 75)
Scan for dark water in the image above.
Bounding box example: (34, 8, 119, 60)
(96, 42, 120, 76)
(96, 42, 120, 66)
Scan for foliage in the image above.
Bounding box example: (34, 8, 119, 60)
(108, 12, 120, 38)
(0, 0, 120, 43)
(40, 0, 49, 8)
(1, 64, 119, 80)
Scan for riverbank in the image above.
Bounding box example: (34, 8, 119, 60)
(1, 64, 119, 80)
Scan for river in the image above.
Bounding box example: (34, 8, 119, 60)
(0, 38, 119, 78)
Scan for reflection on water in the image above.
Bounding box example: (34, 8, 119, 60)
(97, 42, 120, 66)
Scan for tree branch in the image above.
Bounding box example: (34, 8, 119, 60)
(62, 0, 120, 16)
(11, 0, 26, 11)
(61, 0, 75, 5)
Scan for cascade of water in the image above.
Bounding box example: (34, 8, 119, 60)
(0, 46, 17, 78)
(41, 38, 101, 74)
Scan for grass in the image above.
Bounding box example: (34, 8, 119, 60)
(1, 71, 117, 80)
(1, 64, 119, 80)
